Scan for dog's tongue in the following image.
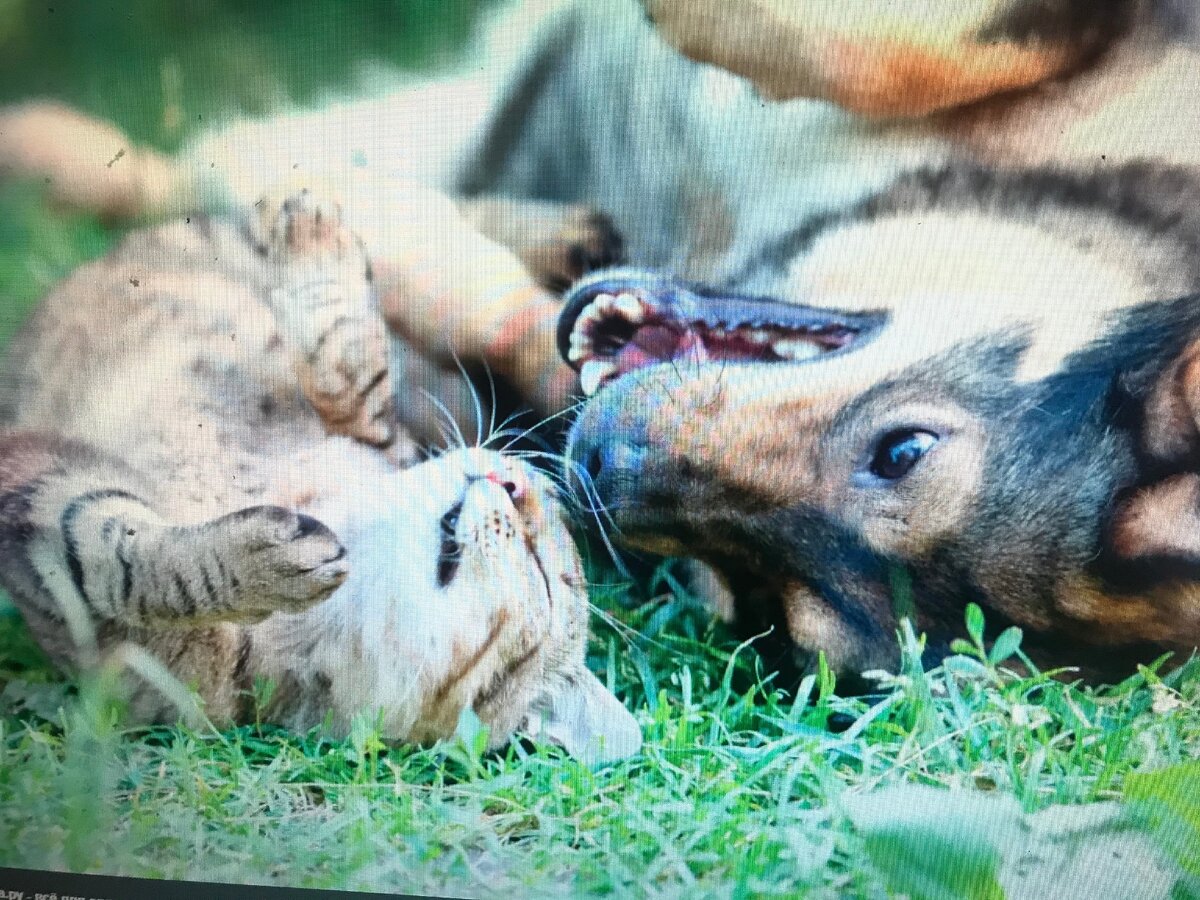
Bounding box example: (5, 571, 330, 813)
(617, 324, 705, 369)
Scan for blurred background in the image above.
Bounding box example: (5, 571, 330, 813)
(0, 0, 497, 345)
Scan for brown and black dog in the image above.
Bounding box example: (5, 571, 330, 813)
(461, 0, 1200, 681)
(559, 164, 1200, 682)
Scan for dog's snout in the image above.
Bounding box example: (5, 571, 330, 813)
(566, 368, 710, 539)
(577, 435, 647, 486)
(567, 397, 656, 510)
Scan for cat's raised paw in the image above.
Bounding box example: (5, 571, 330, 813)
(255, 185, 363, 266)
(215, 505, 349, 616)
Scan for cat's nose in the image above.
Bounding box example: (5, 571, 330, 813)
(486, 467, 527, 502)
(461, 449, 533, 508)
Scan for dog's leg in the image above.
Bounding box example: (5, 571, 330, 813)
(354, 177, 579, 419)
(643, 0, 1114, 115)
(0, 104, 583, 422)
(456, 197, 624, 292)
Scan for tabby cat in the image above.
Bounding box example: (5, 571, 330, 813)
(0, 187, 641, 764)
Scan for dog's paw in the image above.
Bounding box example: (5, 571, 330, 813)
(544, 207, 626, 291)
(561, 208, 626, 278)
(457, 197, 626, 293)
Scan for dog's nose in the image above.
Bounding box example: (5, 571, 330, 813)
(577, 436, 647, 486)
(566, 399, 655, 512)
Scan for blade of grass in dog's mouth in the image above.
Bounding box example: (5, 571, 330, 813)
(558, 270, 887, 395)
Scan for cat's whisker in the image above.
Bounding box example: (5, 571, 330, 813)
(419, 387, 468, 451)
(562, 456, 620, 526)
(481, 360, 499, 448)
(448, 350, 486, 448)
(482, 426, 547, 449)
(561, 463, 631, 581)
(585, 600, 645, 647)
(432, 421, 457, 456)
(494, 398, 588, 454)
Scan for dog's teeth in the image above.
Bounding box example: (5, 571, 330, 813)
(746, 329, 770, 344)
(580, 359, 617, 396)
(593, 293, 617, 313)
(577, 304, 603, 331)
(772, 338, 823, 361)
(568, 324, 594, 362)
(614, 293, 643, 321)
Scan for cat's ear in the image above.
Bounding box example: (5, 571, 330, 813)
(522, 667, 641, 766)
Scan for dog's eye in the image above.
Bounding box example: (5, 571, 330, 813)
(869, 429, 939, 480)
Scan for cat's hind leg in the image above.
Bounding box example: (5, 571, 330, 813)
(254, 187, 408, 455)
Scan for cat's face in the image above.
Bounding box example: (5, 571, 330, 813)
(298, 447, 641, 764)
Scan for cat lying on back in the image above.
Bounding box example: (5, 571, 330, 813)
(0, 186, 641, 764)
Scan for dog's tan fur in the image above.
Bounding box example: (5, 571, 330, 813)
(564, 164, 1200, 679)
(644, 0, 1093, 114)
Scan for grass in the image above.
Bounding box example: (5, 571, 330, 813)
(0, 1, 1198, 897)
(2, 577, 1199, 896)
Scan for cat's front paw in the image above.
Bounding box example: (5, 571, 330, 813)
(216, 505, 349, 616)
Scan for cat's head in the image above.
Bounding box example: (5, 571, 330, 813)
(373, 447, 641, 764)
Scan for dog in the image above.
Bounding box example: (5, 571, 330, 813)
(3, 0, 1200, 681)
(560, 162, 1200, 682)
(462, 0, 1200, 680)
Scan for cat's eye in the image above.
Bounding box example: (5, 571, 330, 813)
(437, 501, 464, 587)
(868, 429, 939, 480)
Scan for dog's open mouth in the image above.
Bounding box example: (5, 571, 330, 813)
(557, 272, 884, 396)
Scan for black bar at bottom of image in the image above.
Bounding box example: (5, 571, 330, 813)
(0, 868, 448, 900)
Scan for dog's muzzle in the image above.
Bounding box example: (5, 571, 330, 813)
(560, 269, 884, 529)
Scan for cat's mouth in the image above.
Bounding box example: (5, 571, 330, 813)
(435, 468, 556, 593)
(436, 499, 464, 587)
(557, 271, 885, 396)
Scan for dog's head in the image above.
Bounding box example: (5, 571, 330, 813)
(640, 0, 1147, 115)
(562, 164, 1200, 680)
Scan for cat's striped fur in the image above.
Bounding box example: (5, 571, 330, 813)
(0, 189, 640, 762)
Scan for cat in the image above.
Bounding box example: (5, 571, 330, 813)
(0, 185, 641, 764)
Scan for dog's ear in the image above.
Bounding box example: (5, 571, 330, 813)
(1110, 340, 1200, 563)
(1134, 340, 1200, 465)
(1110, 474, 1200, 563)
